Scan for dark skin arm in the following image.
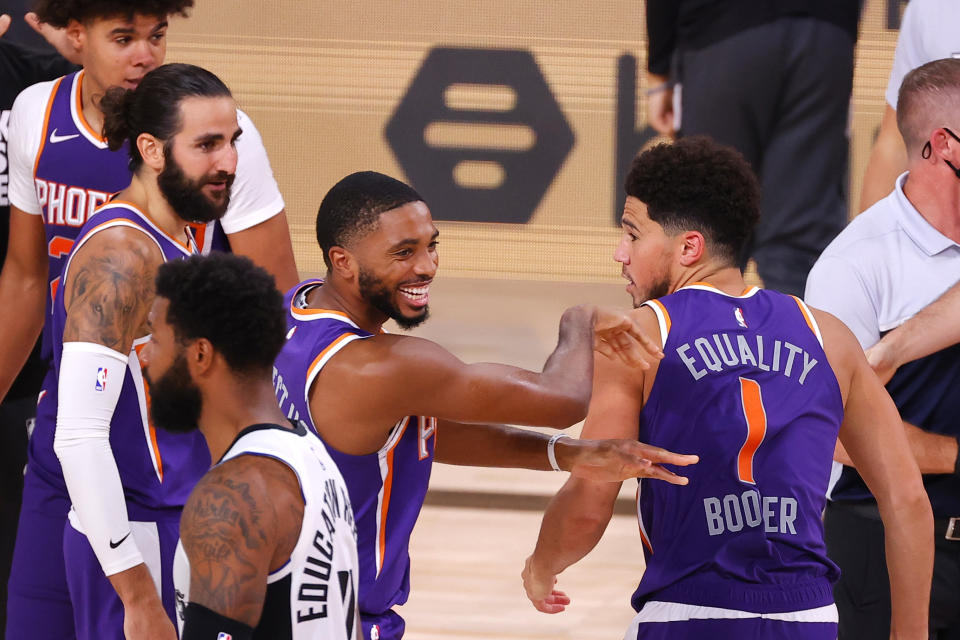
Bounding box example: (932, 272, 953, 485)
(311, 305, 660, 455)
(434, 418, 695, 484)
(0, 207, 47, 403)
(180, 455, 303, 628)
(312, 305, 593, 455)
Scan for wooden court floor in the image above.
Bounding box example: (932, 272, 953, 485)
(396, 277, 645, 639)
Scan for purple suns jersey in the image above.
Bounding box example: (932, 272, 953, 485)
(632, 284, 843, 614)
(273, 280, 436, 634)
(30, 71, 133, 360)
(29, 202, 223, 518)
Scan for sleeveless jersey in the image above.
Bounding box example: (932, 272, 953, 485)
(631, 284, 843, 614)
(173, 422, 359, 640)
(273, 280, 436, 630)
(29, 70, 228, 360)
(30, 201, 216, 519)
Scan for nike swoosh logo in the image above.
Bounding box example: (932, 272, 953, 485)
(49, 129, 80, 144)
(109, 532, 131, 549)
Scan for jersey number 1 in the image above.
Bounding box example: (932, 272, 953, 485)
(737, 377, 767, 484)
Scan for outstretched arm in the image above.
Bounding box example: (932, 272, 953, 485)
(180, 455, 304, 635)
(865, 279, 960, 384)
(818, 310, 932, 640)
(315, 305, 661, 454)
(435, 419, 695, 484)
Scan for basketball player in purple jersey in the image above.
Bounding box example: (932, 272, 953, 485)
(15, 63, 240, 640)
(1, 3, 295, 638)
(271, 171, 699, 640)
(0, 0, 298, 403)
(522, 138, 933, 639)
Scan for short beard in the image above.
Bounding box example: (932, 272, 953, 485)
(358, 266, 429, 330)
(157, 145, 233, 224)
(636, 277, 671, 308)
(144, 353, 202, 434)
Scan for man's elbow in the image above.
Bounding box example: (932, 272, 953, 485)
(544, 391, 590, 428)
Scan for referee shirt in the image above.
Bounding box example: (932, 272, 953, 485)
(885, 0, 960, 109)
(805, 172, 960, 516)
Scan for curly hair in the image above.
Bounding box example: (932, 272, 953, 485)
(624, 136, 761, 264)
(316, 171, 423, 270)
(154, 253, 286, 376)
(32, 0, 193, 27)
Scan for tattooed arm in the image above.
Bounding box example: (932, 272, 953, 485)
(51, 227, 174, 639)
(180, 454, 304, 629)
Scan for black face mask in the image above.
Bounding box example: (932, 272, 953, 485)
(922, 127, 960, 179)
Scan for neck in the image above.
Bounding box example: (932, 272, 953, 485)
(116, 174, 193, 245)
(79, 71, 104, 140)
(672, 262, 747, 296)
(198, 375, 289, 464)
(307, 276, 387, 334)
(902, 168, 960, 243)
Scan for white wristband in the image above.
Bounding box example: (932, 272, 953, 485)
(547, 433, 569, 472)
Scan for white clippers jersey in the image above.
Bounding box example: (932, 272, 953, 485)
(174, 422, 359, 639)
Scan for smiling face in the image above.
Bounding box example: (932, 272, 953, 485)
(73, 13, 168, 93)
(614, 196, 675, 307)
(157, 95, 240, 224)
(350, 201, 439, 329)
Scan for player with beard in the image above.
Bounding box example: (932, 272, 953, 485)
(32, 63, 240, 640)
(272, 171, 700, 640)
(520, 138, 932, 639)
(137, 253, 361, 640)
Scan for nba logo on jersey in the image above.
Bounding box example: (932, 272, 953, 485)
(216, 633, 233, 640)
(735, 307, 748, 328)
(370, 625, 380, 640)
(95, 367, 107, 391)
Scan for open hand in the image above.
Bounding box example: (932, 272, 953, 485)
(593, 307, 663, 368)
(570, 438, 698, 484)
(522, 556, 570, 614)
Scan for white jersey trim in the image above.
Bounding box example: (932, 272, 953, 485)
(641, 300, 669, 345)
(69, 71, 108, 149)
(625, 601, 838, 630)
(792, 297, 825, 347)
(677, 284, 762, 299)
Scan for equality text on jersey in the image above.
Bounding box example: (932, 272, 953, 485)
(34, 177, 111, 227)
(676, 332, 819, 385)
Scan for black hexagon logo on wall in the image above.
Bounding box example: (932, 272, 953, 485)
(385, 47, 574, 224)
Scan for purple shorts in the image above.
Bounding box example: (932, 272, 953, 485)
(627, 601, 838, 640)
(5, 463, 73, 640)
(362, 609, 405, 640)
(63, 515, 181, 640)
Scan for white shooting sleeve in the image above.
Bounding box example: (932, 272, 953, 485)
(54, 342, 144, 576)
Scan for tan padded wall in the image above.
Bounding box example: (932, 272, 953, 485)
(166, 0, 900, 283)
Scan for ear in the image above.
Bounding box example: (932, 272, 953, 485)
(64, 19, 85, 53)
(137, 134, 165, 173)
(930, 128, 957, 163)
(186, 338, 216, 379)
(328, 246, 357, 281)
(677, 230, 706, 266)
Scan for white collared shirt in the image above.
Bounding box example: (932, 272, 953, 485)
(804, 172, 960, 350)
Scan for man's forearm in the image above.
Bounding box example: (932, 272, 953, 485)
(529, 478, 617, 577)
(434, 422, 557, 469)
(878, 493, 933, 639)
(0, 272, 46, 402)
(539, 305, 594, 414)
(904, 421, 958, 475)
(882, 280, 960, 367)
